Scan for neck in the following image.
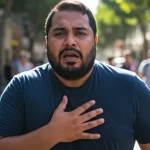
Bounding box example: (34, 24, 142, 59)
(54, 66, 94, 87)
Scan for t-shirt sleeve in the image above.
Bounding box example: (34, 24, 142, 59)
(133, 75, 150, 144)
(0, 76, 25, 137)
(138, 60, 147, 75)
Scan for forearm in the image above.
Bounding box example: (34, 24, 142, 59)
(138, 72, 143, 79)
(0, 125, 58, 150)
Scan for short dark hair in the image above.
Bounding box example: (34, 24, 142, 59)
(45, 0, 97, 37)
(107, 57, 114, 62)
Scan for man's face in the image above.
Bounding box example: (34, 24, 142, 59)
(125, 55, 132, 63)
(46, 11, 97, 80)
(20, 56, 27, 64)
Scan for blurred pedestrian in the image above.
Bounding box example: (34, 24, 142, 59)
(107, 56, 115, 66)
(11, 50, 33, 76)
(138, 50, 150, 88)
(120, 50, 137, 72)
(4, 59, 12, 83)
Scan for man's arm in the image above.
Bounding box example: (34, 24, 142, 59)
(133, 75, 150, 149)
(138, 60, 146, 80)
(139, 143, 150, 150)
(138, 72, 144, 79)
(0, 125, 58, 150)
(0, 96, 104, 150)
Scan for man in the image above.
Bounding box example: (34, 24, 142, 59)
(107, 56, 115, 66)
(138, 50, 150, 88)
(11, 50, 33, 76)
(0, 1, 150, 150)
(120, 50, 137, 73)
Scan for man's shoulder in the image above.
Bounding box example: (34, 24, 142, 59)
(94, 61, 145, 91)
(140, 59, 150, 67)
(14, 63, 51, 82)
(4, 63, 52, 97)
(95, 60, 136, 77)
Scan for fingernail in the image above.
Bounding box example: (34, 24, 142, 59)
(96, 134, 100, 138)
(91, 100, 96, 104)
(63, 95, 67, 99)
(99, 118, 105, 123)
(97, 108, 103, 113)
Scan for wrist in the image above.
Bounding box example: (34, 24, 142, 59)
(45, 123, 60, 145)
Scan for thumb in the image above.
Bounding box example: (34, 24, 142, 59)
(57, 95, 68, 111)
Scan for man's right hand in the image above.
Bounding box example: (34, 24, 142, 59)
(47, 95, 104, 143)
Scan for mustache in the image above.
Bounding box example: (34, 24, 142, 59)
(59, 47, 83, 59)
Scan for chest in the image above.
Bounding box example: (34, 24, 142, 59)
(24, 83, 136, 149)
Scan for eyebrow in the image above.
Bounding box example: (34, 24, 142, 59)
(73, 27, 87, 31)
(53, 27, 87, 32)
(53, 27, 65, 32)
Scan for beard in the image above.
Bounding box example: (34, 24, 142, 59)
(46, 44, 96, 80)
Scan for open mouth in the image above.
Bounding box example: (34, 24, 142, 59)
(62, 51, 80, 58)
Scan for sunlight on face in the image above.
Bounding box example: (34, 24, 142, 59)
(46, 11, 96, 80)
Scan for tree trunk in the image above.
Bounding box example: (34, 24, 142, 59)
(28, 6, 40, 62)
(122, 20, 127, 41)
(138, 17, 148, 60)
(28, 35, 35, 61)
(0, 0, 14, 88)
(0, 14, 5, 87)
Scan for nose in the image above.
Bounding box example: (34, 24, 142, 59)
(64, 34, 76, 47)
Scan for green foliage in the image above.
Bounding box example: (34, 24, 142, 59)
(1, 0, 61, 36)
(96, 0, 150, 50)
(11, 0, 61, 35)
(0, 0, 7, 8)
(96, 4, 121, 25)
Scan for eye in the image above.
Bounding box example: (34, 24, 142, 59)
(54, 32, 64, 36)
(76, 32, 86, 36)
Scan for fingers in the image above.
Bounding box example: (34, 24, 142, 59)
(78, 119, 104, 140)
(71, 100, 96, 116)
(57, 95, 68, 111)
(80, 132, 101, 139)
(81, 118, 105, 131)
(79, 108, 103, 123)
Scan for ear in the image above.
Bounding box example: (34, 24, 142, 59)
(45, 36, 48, 52)
(95, 34, 98, 43)
(45, 36, 48, 44)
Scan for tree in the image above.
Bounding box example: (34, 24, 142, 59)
(0, 0, 61, 87)
(96, 0, 150, 58)
(96, 3, 132, 50)
(0, 0, 14, 87)
(12, 0, 61, 61)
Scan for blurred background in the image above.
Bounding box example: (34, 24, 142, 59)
(0, 0, 150, 94)
(1, 0, 149, 149)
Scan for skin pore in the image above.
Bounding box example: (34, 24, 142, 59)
(46, 11, 98, 87)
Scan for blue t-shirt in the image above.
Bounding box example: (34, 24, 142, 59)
(0, 61, 150, 150)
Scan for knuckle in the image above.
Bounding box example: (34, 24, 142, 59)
(81, 133, 86, 139)
(88, 121, 94, 127)
(87, 112, 93, 118)
(82, 103, 89, 110)
(95, 121, 99, 126)
(92, 134, 96, 139)
(86, 134, 91, 139)
(75, 132, 83, 139)
(98, 118, 105, 124)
